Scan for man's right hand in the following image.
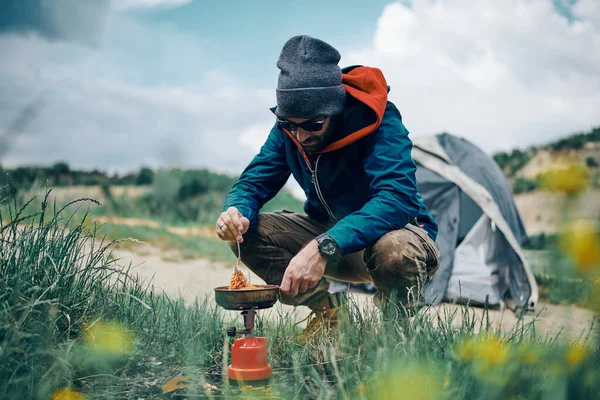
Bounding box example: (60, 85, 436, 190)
(216, 207, 250, 242)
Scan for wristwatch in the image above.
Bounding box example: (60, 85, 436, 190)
(316, 233, 340, 262)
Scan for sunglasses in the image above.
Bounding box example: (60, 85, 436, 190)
(276, 117, 327, 132)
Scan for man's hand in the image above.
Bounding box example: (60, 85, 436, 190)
(280, 240, 326, 297)
(216, 207, 250, 242)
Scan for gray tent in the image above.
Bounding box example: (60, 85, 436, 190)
(329, 133, 538, 311)
(414, 133, 537, 310)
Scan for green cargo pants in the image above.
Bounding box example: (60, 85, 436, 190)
(230, 210, 440, 311)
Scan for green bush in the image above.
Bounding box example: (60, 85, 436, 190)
(512, 177, 539, 194)
(523, 233, 558, 250)
(493, 150, 532, 177)
(136, 167, 154, 185)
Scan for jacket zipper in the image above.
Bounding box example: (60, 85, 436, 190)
(310, 154, 336, 220)
(285, 128, 336, 220)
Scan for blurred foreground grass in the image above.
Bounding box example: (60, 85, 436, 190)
(1, 187, 599, 399)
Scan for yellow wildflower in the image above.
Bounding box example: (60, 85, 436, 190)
(558, 219, 600, 273)
(83, 320, 133, 355)
(457, 337, 476, 360)
(538, 164, 588, 195)
(478, 338, 509, 366)
(456, 335, 512, 386)
(566, 342, 588, 367)
(457, 335, 509, 367)
(368, 363, 442, 400)
(51, 387, 87, 400)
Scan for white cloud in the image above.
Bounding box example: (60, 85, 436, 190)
(112, 0, 194, 11)
(0, 31, 275, 175)
(342, 0, 600, 153)
(573, 0, 600, 26)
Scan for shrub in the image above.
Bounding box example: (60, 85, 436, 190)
(512, 177, 539, 194)
(136, 167, 155, 185)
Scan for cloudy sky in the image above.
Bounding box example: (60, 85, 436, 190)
(1, 0, 599, 182)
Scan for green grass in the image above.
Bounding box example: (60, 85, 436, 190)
(1, 189, 599, 399)
(526, 248, 599, 307)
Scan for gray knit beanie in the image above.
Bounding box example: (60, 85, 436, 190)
(274, 35, 346, 119)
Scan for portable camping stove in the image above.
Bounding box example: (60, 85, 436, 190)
(214, 285, 279, 383)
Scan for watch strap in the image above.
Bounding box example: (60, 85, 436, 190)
(316, 233, 329, 242)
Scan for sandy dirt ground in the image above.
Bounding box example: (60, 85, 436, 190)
(93, 216, 216, 237)
(112, 245, 597, 342)
(514, 190, 600, 235)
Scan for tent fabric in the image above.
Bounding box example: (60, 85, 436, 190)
(436, 134, 529, 245)
(446, 214, 510, 305)
(414, 164, 461, 305)
(410, 134, 452, 163)
(412, 134, 538, 310)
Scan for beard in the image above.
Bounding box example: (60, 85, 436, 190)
(301, 117, 338, 153)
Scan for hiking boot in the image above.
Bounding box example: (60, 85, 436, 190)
(295, 293, 350, 345)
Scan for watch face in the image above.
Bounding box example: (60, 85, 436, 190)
(322, 240, 337, 255)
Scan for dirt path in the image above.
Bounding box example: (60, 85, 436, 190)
(112, 246, 597, 342)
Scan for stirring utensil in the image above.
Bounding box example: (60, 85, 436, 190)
(235, 241, 241, 271)
(234, 240, 252, 285)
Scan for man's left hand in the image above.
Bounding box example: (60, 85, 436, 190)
(280, 239, 326, 297)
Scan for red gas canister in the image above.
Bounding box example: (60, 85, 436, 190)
(228, 337, 272, 382)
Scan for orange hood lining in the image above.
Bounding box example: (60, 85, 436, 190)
(281, 66, 389, 165)
(315, 66, 389, 154)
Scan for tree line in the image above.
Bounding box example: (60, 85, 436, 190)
(492, 126, 600, 178)
(0, 163, 237, 195)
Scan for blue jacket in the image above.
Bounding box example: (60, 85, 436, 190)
(223, 65, 437, 255)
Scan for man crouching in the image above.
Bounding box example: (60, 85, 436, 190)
(216, 35, 440, 343)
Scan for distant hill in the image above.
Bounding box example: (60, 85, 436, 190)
(490, 126, 600, 239)
(491, 127, 600, 194)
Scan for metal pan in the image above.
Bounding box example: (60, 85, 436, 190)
(214, 285, 280, 310)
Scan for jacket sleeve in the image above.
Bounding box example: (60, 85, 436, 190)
(326, 106, 420, 255)
(222, 125, 291, 229)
